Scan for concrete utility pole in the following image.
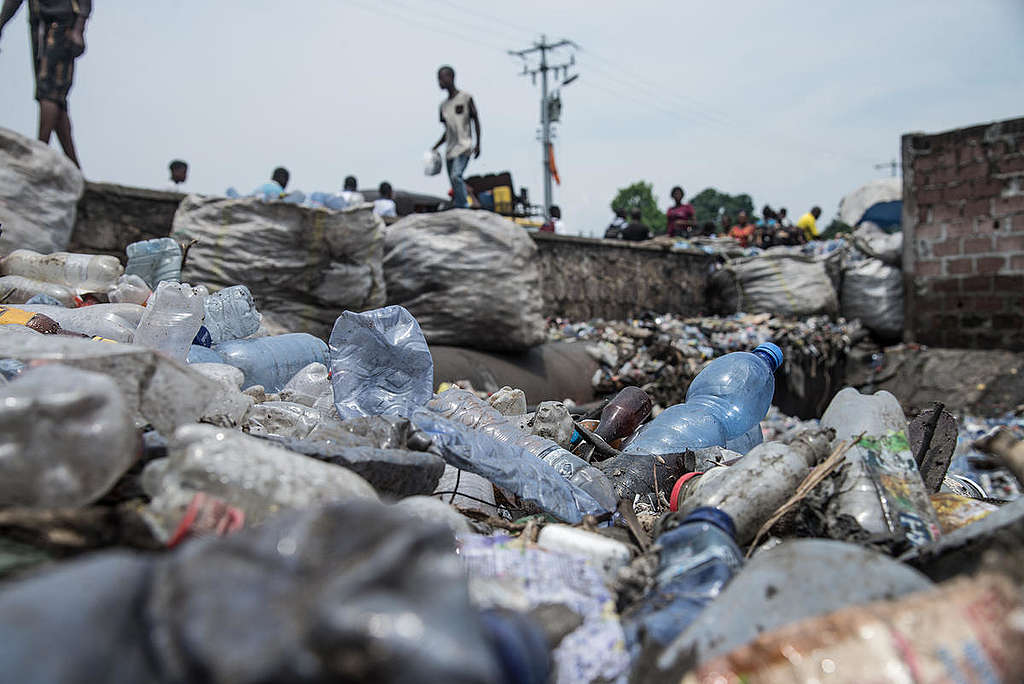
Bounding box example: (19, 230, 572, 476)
(509, 36, 578, 218)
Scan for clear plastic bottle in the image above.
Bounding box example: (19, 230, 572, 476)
(0, 249, 123, 293)
(214, 333, 329, 392)
(280, 362, 330, 406)
(624, 343, 783, 455)
(0, 274, 77, 307)
(820, 387, 942, 546)
(428, 389, 618, 510)
(132, 282, 207, 361)
(107, 274, 152, 305)
(203, 285, 262, 344)
(19, 303, 138, 342)
(623, 507, 743, 652)
(124, 237, 182, 289)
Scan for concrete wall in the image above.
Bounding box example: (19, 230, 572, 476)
(68, 182, 181, 260)
(902, 116, 1024, 350)
(68, 183, 718, 322)
(530, 232, 716, 320)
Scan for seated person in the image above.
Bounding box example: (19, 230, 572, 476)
(605, 207, 627, 239)
(621, 209, 651, 242)
(373, 182, 398, 217)
(728, 210, 756, 247)
(254, 167, 290, 200)
(797, 206, 823, 241)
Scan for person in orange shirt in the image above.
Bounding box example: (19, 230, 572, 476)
(729, 210, 756, 247)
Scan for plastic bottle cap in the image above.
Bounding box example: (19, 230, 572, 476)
(669, 471, 702, 512)
(684, 506, 737, 537)
(754, 342, 784, 371)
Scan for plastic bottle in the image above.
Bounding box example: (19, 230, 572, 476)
(0, 364, 138, 507)
(329, 305, 433, 419)
(0, 249, 123, 293)
(124, 237, 182, 288)
(0, 274, 77, 307)
(820, 387, 941, 546)
(19, 303, 138, 342)
(187, 345, 223, 364)
(0, 305, 116, 341)
(214, 333, 329, 392)
(203, 285, 262, 344)
(279, 362, 330, 406)
(671, 429, 834, 544)
(723, 423, 763, 455)
(132, 282, 206, 361)
(428, 389, 618, 511)
(24, 293, 65, 307)
(623, 507, 743, 652)
(594, 386, 652, 444)
(624, 343, 783, 455)
(107, 274, 152, 305)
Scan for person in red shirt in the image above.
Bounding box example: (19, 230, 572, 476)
(729, 210, 756, 247)
(665, 186, 696, 238)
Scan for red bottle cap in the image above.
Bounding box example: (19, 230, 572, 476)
(669, 472, 703, 512)
(167, 492, 245, 548)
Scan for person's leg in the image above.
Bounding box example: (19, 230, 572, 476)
(53, 108, 79, 168)
(37, 99, 60, 145)
(450, 153, 470, 208)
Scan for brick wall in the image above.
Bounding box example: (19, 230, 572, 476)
(902, 116, 1024, 350)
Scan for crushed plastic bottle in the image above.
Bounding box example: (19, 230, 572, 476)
(624, 343, 783, 455)
(411, 409, 607, 523)
(132, 281, 207, 361)
(0, 249, 123, 293)
(203, 285, 262, 344)
(428, 389, 618, 511)
(124, 237, 182, 288)
(0, 364, 139, 507)
(0, 274, 77, 307)
(215, 333, 329, 392)
(107, 274, 152, 305)
(821, 387, 942, 546)
(623, 507, 743, 653)
(330, 305, 434, 419)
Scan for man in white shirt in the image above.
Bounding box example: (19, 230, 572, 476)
(431, 65, 480, 209)
(373, 181, 397, 218)
(340, 175, 365, 205)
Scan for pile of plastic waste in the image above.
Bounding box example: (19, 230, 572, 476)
(1, 243, 1023, 683)
(548, 312, 862, 410)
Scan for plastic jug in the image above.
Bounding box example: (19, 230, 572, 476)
(624, 343, 782, 455)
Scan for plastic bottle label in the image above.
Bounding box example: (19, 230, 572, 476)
(859, 430, 942, 546)
(0, 306, 36, 326)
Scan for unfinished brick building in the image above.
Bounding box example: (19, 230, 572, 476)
(902, 116, 1024, 351)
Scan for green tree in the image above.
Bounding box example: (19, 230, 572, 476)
(819, 217, 852, 241)
(611, 181, 666, 235)
(689, 188, 756, 227)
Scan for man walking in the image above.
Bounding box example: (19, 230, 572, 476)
(432, 65, 480, 209)
(0, 0, 91, 168)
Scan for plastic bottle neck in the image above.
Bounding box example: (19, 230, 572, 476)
(753, 349, 778, 372)
(681, 506, 736, 538)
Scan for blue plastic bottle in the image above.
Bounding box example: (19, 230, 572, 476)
(124, 238, 182, 289)
(213, 333, 328, 392)
(623, 507, 743, 651)
(724, 424, 763, 455)
(623, 343, 782, 455)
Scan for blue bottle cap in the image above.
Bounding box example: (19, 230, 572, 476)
(683, 506, 737, 538)
(754, 342, 784, 372)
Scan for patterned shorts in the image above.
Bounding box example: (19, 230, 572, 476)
(32, 20, 77, 110)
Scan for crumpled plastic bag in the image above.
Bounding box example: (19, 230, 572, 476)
(330, 305, 434, 420)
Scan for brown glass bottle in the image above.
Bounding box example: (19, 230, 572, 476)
(595, 386, 653, 444)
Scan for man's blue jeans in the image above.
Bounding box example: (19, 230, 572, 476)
(446, 152, 471, 208)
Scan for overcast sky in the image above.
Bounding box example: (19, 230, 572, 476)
(1, 0, 1022, 236)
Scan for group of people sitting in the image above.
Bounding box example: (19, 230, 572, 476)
(603, 184, 825, 248)
(167, 161, 399, 218)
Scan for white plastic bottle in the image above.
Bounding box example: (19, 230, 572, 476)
(0, 274, 77, 307)
(0, 249, 123, 293)
(124, 237, 182, 288)
(107, 274, 152, 305)
(132, 281, 207, 361)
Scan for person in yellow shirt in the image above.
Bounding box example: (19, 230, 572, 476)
(797, 206, 822, 241)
